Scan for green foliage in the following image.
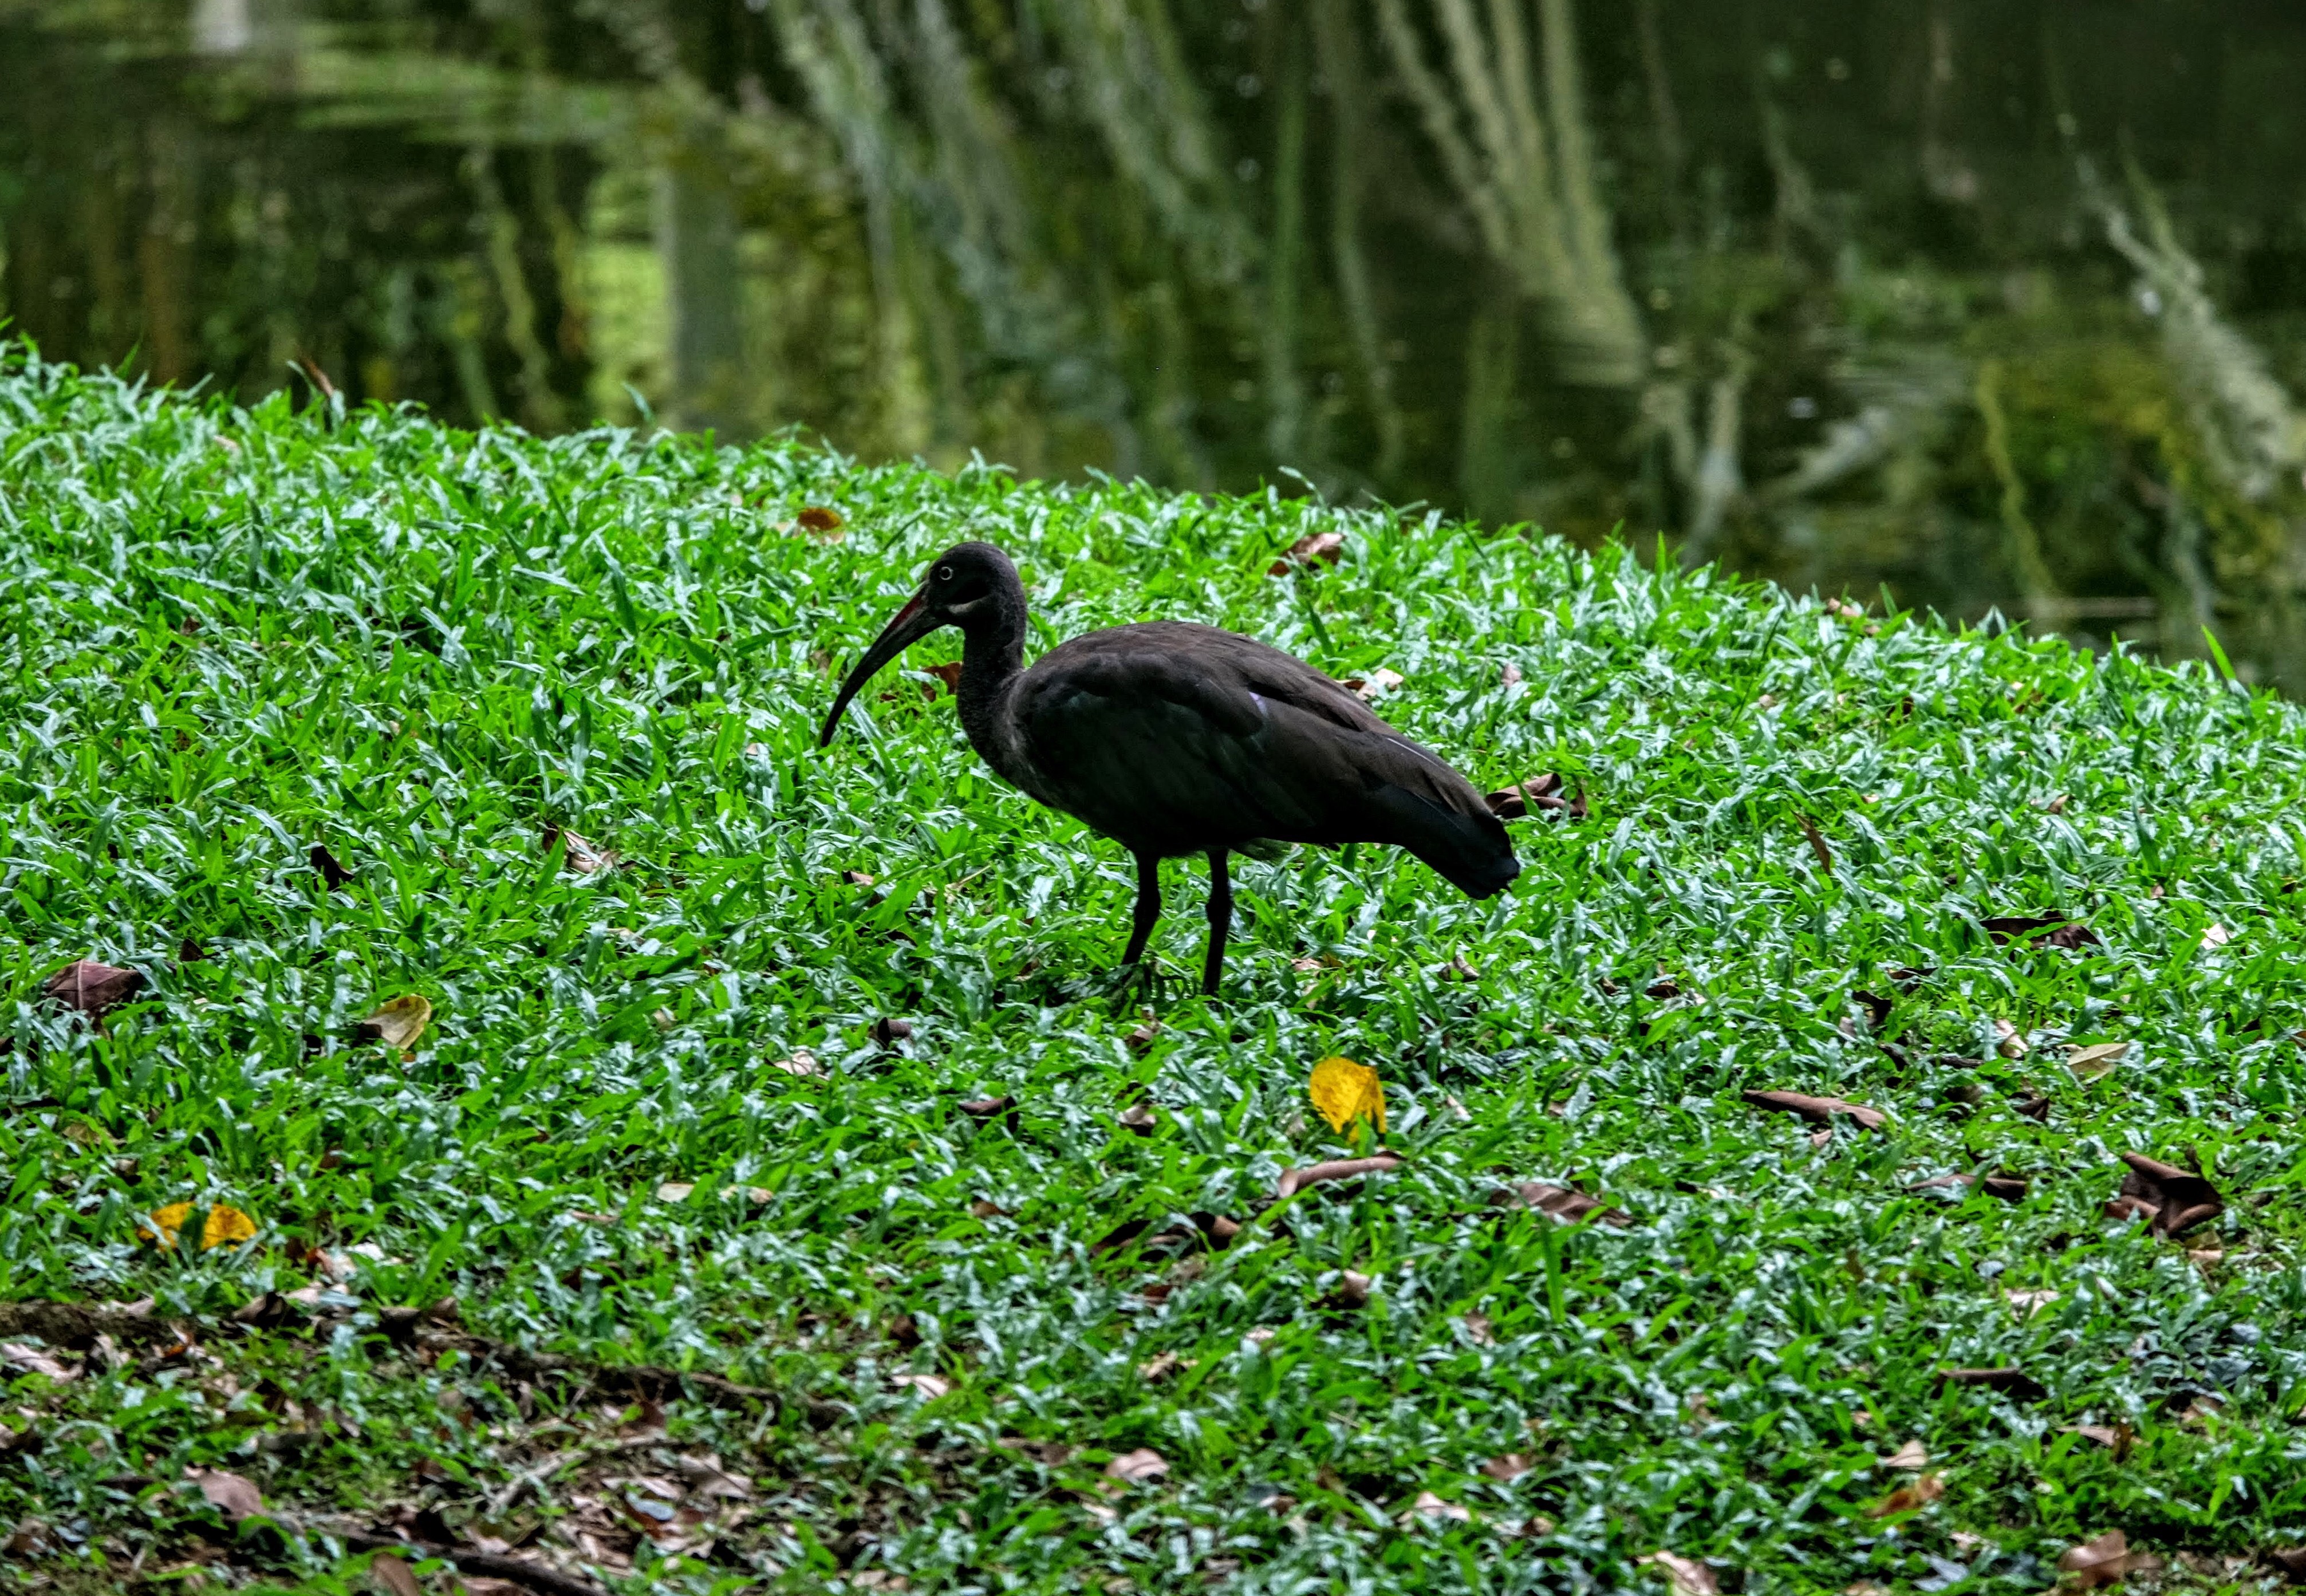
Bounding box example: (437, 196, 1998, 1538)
(5, 349, 2306, 1593)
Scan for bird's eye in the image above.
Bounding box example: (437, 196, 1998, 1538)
(937, 565, 955, 582)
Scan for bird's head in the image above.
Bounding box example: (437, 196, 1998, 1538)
(819, 542, 1019, 747)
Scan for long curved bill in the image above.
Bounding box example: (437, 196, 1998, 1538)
(818, 590, 942, 747)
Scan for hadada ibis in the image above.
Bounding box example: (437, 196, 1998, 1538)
(819, 542, 1519, 994)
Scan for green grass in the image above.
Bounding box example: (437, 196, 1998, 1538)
(4, 343, 2306, 1596)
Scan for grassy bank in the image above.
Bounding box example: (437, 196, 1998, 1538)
(4, 347, 2306, 1595)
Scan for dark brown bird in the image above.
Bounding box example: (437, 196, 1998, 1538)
(819, 542, 1518, 994)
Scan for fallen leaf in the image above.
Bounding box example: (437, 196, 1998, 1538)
(1881, 1439, 1929, 1469)
(358, 994, 432, 1052)
(1906, 1172, 2029, 1201)
(1866, 1473, 1944, 1516)
(1125, 1018, 1160, 1053)
(655, 1182, 696, 1204)
(1742, 1090, 1885, 1130)
(1275, 1154, 1403, 1199)
(1993, 1018, 2029, 1058)
(1851, 990, 1894, 1028)
(543, 826, 617, 873)
(795, 505, 845, 533)
(871, 1016, 913, 1046)
(891, 1372, 951, 1400)
(42, 960, 144, 1018)
(1937, 1367, 2044, 1399)
(1404, 1490, 1471, 1523)
(368, 1552, 423, 1596)
(2068, 1042, 2129, 1081)
(1482, 1452, 1532, 1482)
(1500, 663, 1523, 686)
(1138, 1351, 1180, 1382)
(2201, 922, 2232, 947)
(1484, 773, 1572, 819)
(1308, 1055, 1385, 1136)
(921, 661, 963, 697)
(202, 1205, 257, 1250)
(959, 1095, 1015, 1120)
(1639, 1551, 1721, 1596)
(139, 1202, 194, 1248)
(2107, 1153, 2224, 1238)
(1488, 1181, 1629, 1226)
(2059, 1530, 2161, 1589)
(2261, 1547, 2306, 1581)
(1105, 1447, 1169, 1484)
(2067, 1422, 2134, 1457)
(1118, 1100, 1158, 1134)
(1, 1343, 78, 1381)
(310, 844, 354, 889)
(190, 1467, 265, 1521)
(1323, 1270, 1374, 1310)
(1798, 817, 1835, 876)
(1982, 914, 2098, 948)
(1349, 668, 1405, 700)
(1267, 530, 1345, 575)
(1461, 1311, 1495, 1346)
(1442, 953, 1480, 982)
(770, 1050, 820, 1078)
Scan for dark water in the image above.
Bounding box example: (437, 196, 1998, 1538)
(7, 2, 2306, 683)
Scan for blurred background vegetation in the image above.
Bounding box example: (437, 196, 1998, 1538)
(3, 1, 2305, 684)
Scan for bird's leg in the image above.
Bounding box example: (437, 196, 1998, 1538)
(1121, 850, 1162, 970)
(1201, 848, 1232, 997)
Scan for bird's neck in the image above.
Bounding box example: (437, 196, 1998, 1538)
(955, 598, 1026, 763)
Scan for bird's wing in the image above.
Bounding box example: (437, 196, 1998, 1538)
(1006, 624, 1515, 897)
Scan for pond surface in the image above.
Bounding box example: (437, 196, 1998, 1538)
(6, 1, 2306, 683)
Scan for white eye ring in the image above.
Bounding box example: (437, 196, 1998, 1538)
(937, 565, 955, 581)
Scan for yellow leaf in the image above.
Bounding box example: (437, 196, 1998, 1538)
(2067, 1042, 2128, 1081)
(140, 1201, 193, 1248)
(360, 994, 433, 1051)
(1308, 1056, 1385, 1137)
(202, 1205, 258, 1250)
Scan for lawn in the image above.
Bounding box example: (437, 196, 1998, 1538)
(3, 345, 2305, 1596)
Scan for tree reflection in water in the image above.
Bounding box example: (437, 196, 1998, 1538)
(3, 1, 2304, 683)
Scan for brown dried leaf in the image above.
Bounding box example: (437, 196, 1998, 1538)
(1105, 1447, 1169, 1484)
(1487, 1181, 1629, 1227)
(795, 505, 844, 533)
(2108, 1152, 2223, 1238)
(1639, 1551, 1721, 1596)
(770, 1050, 820, 1078)
(1982, 915, 2098, 949)
(2059, 1529, 2162, 1589)
(367, 1552, 423, 1596)
(871, 1016, 914, 1047)
(310, 844, 354, 889)
(1461, 1311, 1495, 1346)
(891, 1372, 951, 1400)
(1482, 1452, 1532, 1483)
(1324, 1270, 1374, 1310)
(1275, 1154, 1404, 1199)
(2067, 1422, 2133, 1455)
(1, 1343, 78, 1381)
(1404, 1490, 1471, 1524)
(543, 826, 617, 873)
(1349, 667, 1404, 700)
(1267, 530, 1345, 576)
(1866, 1473, 1944, 1517)
(1937, 1366, 2045, 1399)
(1881, 1439, 1929, 1469)
(1138, 1351, 1180, 1382)
(1118, 1101, 1158, 1134)
(1742, 1090, 1885, 1130)
(357, 994, 432, 1052)
(959, 1095, 1015, 1120)
(190, 1467, 265, 1522)
(43, 960, 144, 1018)
(2068, 1042, 2130, 1081)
